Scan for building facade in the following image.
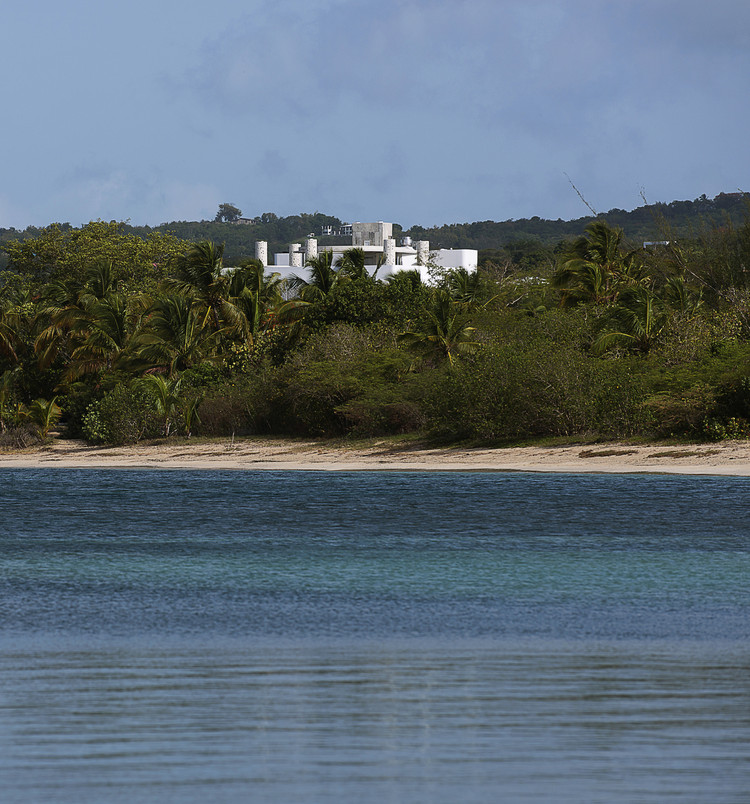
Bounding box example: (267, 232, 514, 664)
(254, 221, 477, 284)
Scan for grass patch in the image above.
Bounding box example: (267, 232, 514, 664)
(578, 448, 639, 458)
(647, 449, 720, 459)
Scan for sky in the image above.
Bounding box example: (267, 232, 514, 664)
(2, 0, 749, 230)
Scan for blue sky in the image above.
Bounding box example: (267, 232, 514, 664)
(2, 0, 749, 229)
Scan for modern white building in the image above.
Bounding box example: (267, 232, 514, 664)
(254, 221, 477, 284)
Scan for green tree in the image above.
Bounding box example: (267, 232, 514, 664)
(215, 203, 243, 223)
(4, 221, 183, 285)
(0, 369, 19, 432)
(137, 375, 183, 437)
(398, 290, 480, 366)
(0, 295, 20, 363)
(593, 286, 668, 354)
(167, 240, 243, 333)
(288, 250, 345, 301)
(64, 293, 132, 380)
(552, 220, 646, 307)
(27, 397, 62, 437)
(444, 267, 498, 310)
(34, 261, 124, 373)
(335, 248, 374, 281)
(133, 293, 218, 375)
(226, 259, 284, 341)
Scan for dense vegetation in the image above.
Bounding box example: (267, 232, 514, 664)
(2, 200, 750, 448)
(3, 192, 747, 266)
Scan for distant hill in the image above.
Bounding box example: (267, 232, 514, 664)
(407, 192, 750, 250)
(2, 193, 748, 268)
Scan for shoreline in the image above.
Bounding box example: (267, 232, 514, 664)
(3, 437, 750, 475)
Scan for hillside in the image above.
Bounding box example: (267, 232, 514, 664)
(2, 192, 748, 268)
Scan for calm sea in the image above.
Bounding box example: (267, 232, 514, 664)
(0, 469, 748, 802)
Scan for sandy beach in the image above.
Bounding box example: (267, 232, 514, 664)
(2, 436, 750, 475)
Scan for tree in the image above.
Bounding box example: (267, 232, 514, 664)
(0, 369, 18, 432)
(593, 286, 668, 354)
(34, 260, 123, 373)
(398, 290, 480, 366)
(444, 268, 497, 310)
(64, 293, 132, 381)
(137, 375, 182, 436)
(288, 250, 346, 302)
(226, 259, 284, 341)
(215, 203, 243, 223)
(3, 221, 184, 285)
(132, 293, 218, 376)
(335, 248, 371, 281)
(552, 220, 647, 307)
(166, 240, 243, 333)
(27, 397, 62, 437)
(0, 295, 20, 363)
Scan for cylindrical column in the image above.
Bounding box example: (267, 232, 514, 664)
(289, 243, 303, 269)
(255, 240, 268, 267)
(416, 240, 429, 265)
(384, 237, 396, 265)
(306, 237, 318, 262)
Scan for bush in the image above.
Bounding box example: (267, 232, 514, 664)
(276, 324, 414, 437)
(421, 340, 650, 442)
(82, 383, 160, 445)
(0, 425, 43, 450)
(642, 386, 717, 438)
(197, 373, 278, 436)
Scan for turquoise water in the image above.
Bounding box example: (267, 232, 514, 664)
(0, 469, 748, 801)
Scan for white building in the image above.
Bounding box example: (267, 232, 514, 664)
(254, 221, 477, 284)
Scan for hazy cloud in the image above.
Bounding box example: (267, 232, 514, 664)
(2, 0, 749, 227)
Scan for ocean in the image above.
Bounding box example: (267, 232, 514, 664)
(1, 468, 748, 802)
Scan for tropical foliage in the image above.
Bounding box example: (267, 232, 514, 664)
(3, 209, 750, 447)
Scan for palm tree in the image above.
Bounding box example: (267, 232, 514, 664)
(593, 286, 668, 354)
(398, 290, 480, 366)
(661, 276, 704, 316)
(335, 248, 373, 281)
(132, 293, 218, 375)
(226, 260, 284, 341)
(287, 250, 344, 301)
(167, 241, 243, 332)
(182, 393, 203, 438)
(34, 261, 121, 370)
(0, 369, 19, 433)
(445, 268, 497, 310)
(27, 397, 62, 437)
(552, 220, 646, 307)
(137, 375, 182, 437)
(0, 296, 21, 364)
(63, 293, 132, 380)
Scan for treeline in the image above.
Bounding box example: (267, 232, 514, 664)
(2, 212, 750, 448)
(409, 192, 750, 248)
(3, 193, 748, 267)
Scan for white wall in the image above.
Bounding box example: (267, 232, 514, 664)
(432, 249, 478, 271)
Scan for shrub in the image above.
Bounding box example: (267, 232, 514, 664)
(642, 385, 716, 438)
(275, 323, 413, 437)
(421, 340, 650, 442)
(197, 369, 279, 436)
(0, 425, 43, 450)
(82, 383, 160, 445)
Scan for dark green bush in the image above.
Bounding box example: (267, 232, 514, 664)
(421, 341, 650, 442)
(82, 383, 160, 445)
(197, 371, 278, 436)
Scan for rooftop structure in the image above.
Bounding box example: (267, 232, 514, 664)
(255, 221, 477, 284)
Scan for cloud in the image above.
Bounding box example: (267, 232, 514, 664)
(42, 163, 222, 226)
(6, 1, 750, 229)
(183, 0, 548, 121)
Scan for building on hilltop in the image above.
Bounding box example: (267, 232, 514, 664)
(254, 221, 477, 284)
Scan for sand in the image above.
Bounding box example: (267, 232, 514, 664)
(2, 437, 750, 475)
